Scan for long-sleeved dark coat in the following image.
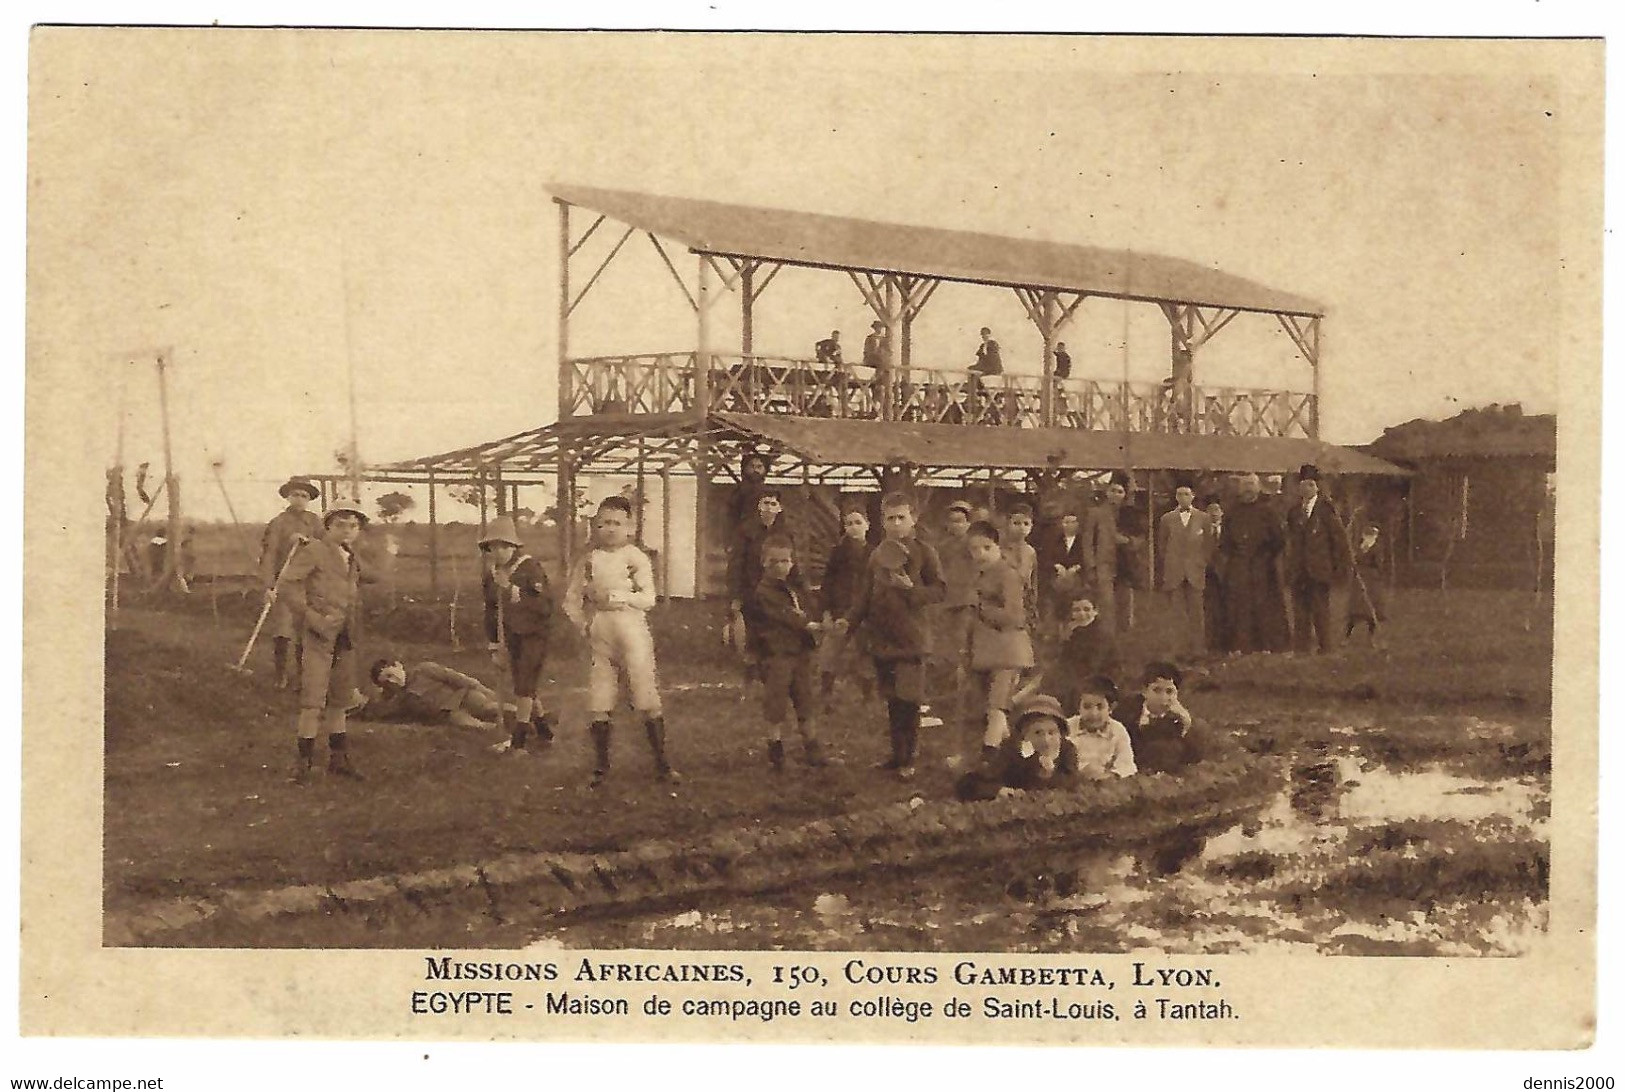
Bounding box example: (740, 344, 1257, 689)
(1284, 496, 1352, 588)
(819, 536, 873, 618)
(843, 536, 946, 661)
(482, 553, 553, 641)
(753, 573, 819, 657)
(1218, 495, 1288, 652)
(1112, 694, 1206, 775)
(955, 735, 1081, 800)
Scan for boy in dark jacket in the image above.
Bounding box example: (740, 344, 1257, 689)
(755, 535, 830, 770)
(835, 492, 946, 780)
(1112, 661, 1205, 775)
(818, 505, 875, 708)
(480, 517, 556, 753)
(727, 486, 791, 682)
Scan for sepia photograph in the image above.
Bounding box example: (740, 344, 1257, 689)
(20, 23, 1603, 1054)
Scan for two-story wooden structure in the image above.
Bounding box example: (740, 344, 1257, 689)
(370, 184, 1405, 596)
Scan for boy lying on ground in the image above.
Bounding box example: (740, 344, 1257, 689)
(954, 694, 1080, 801)
(352, 658, 510, 731)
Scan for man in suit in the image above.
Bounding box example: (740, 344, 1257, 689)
(1036, 506, 1090, 641)
(1157, 480, 1214, 657)
(1086, 471, 1134, 634)
(1283, 463, 1352, 654)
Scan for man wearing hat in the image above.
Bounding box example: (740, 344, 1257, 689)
(274, 498, 377, 783)
(258, 477, 324, 688)
(1283, 464, 1351, 654)
(480, 516, 556, 752)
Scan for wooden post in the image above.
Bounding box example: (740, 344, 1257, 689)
(493, 466, 507, 517)
(1040, 292, 1059, 428)
(694, 253, 713, 596)
(740, 261, 754, 357)
(660, 464, 673, 598)
(427, 469, 440, 598)
(154, 348, 183, 588)
(557, 199, 572, 424)
(1310, 318, 1323, 440)
(635, 437, 648, 542)
(883, 277, 899, 422)
(478, 472, 488, 534)
(559, 456, 576, 580)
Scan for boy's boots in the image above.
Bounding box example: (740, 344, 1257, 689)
(588, 720, 613, 788)
(327, 733, 364, 780)
(506, 711, 529, 752)
(292, 736, 316, 784)
(876, 700, 908, 771)
(532, 711, 556, 748)
(645, 716, 681, 783)
(768, 738, 786, 773)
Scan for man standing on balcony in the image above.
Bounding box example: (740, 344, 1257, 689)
(969, 327, 1004, 422)
(814, 330, 843, 366)
(1220, 471, 1288, 654)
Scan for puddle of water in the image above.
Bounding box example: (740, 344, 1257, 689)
(526, 719, 1548, 957)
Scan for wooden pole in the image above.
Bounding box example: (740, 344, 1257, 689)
(1040, 292, 1058, 428)
(635, 436, 647, 542)
(493, 465, 507, 517)
(695, 253, 713, 596)
(660, 463, 673, 599)
(1309, 317, 1322, 440)
(740, 262, 754, 356)
(154, 348, 183, 588)
(557, 199, 572, 424)
(427, 469, 440, 598)
(478, 472, 488, 534)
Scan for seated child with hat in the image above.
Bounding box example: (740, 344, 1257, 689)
(954, 693, 1080, 802)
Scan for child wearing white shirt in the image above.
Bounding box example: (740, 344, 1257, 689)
(563, 496, 675, 787)
(1066, 674, 1137, 779)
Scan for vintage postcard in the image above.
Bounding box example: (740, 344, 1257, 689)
(21, 27, 1602, 1056)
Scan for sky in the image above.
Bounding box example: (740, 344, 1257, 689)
(28, 32, 1589, 520)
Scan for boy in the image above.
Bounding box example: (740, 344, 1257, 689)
(258, 477, 324, 688)
(727, 486, 790, 684)
(753, 535, 831, 770)
(836, 492, 946, 780)
(818, 504, 875, 708)
(934, 499, 979, 686)
(480, 516, 556, 752)
(1344, 524, 1387, 646)
(357, 658, 507, 730)
(954, 694, 1079, 801)
(964, 520, 1032, 760)
(274, 500, 378, 783)
(1112, 661, 1205, 775)
(1002, 502, 1040, 631)
(563, 496, 676, 787)
(1038, 508, 1088, 641)
(1017, 594, 1119, 718)
(1067, 675, 1136, 779)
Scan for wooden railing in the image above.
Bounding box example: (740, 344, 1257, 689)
(566, 353, 1316, 439)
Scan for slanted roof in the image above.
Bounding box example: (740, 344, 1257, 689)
(376, 412, 1407, 479)
(717, 414, 1406, 477)
(1366, 404, 1556, 463)
(551, 183, 1325, 318)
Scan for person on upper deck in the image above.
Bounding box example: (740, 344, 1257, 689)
(814, 330, 843, 366)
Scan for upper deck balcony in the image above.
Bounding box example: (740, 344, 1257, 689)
(564, 352, 1318, 440)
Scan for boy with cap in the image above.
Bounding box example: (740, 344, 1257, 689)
(1283, 464, 1351, 655)
(835, 492, 946, 780)
(480, 516, 556, 752)
(258, 477, 324, 688)
(273, 499, 378, 783)
(953, 693, 1080, 801)
(563, 495, 676, 786)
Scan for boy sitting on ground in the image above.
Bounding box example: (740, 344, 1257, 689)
(1112, 661, 1205, 775)
(753, 534, 831, 771)
(1066, 674, 1137, 779)
(355, 658, 509, 731)
(954, 693, 1080, 801)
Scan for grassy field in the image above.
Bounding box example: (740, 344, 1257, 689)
(102, 586, 1552, 929)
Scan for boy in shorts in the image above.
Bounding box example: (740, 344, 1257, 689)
(754, 535, 831, 770)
